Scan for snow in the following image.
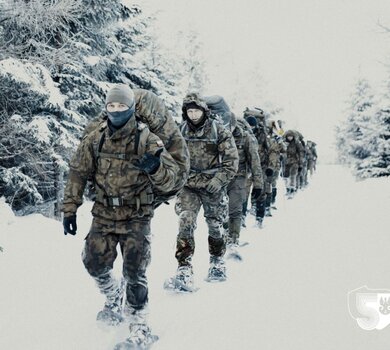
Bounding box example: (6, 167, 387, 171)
(0, 58, 65, 108)
(84, 56, 101, 66)
(1, 164, 389, 350)
(28, 117, 52, 144)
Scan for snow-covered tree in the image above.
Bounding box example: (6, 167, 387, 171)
(336, 77, 376, 169)
(0, 0, 193, 214)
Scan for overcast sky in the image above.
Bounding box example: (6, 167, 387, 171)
(140, 0, 390, 159)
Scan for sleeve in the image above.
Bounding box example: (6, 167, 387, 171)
(62, 136, 95, 216)
(144, 132, 181, 193)
(212, 126, 239, 187)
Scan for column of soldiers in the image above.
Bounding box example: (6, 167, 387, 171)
(62, 86, 317, 349)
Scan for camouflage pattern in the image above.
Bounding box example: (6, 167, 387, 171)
(82, 219, 151, 309)
(180, 118, 239, 189)
(175, 95, 238, 265)
(63, 115, 182, 224)
(282, 130, 305, 190)
(63, 89, 187, 314)
(225, 124, 263, 242)
(232, 124, 263, 189)
(306, 141, 318, 175)
(175, 187, 228, 265)
(83, 89, 190, 203)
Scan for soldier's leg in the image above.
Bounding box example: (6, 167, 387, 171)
(271, 173, 279, 207)
(120, 219, 151, 313)
(288, 164, 299, 193)
(264, 176, 273, 216)
(255, 191, 267, 227)
(227, 177, 246, 244)
(201, 190, 227, 258)
(82, 220, 123, 316)
(175, 187, 202, 267)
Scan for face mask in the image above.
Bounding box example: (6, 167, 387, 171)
(107, 105, 135, 128)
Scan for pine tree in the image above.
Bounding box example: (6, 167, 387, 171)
(336, 77, 376, 173)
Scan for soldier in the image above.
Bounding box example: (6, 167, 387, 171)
(174, 93, 238, 285)
(306, 140, 318, 176)
(225, 115, 263, 250)
(244, 113, 269, 228)
(282, 130, 305, 198)
(62, 84, 188, 348)
(265, 120, 286, 214)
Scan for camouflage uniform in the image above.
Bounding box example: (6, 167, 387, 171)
(175, 96, 238, 267)
(282, 130, 305, 194)
(62, 89, 188, 312)
(225, 121, 263, 243)
(306, 141, 318, 176)
(266, 135, 286, 208)
(245, 122, 269, 222)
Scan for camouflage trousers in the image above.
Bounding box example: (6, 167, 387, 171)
(282, 163, 299, 189)
(82, 218, 151, 310)
(225, 176, 246, 243)
(175, 186, 227, 266)
(243, 177, 266, 218)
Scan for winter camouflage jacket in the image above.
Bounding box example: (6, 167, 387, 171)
(267, 136, 287, 170)
(232, 124, 263, 189)
(180, 117, 239, 189)
(83, 89, 190, 198)
(62, 116, 180, 222)
(252, 127, 270, 167)
(283, 130, 305, 166)
(62, 89, 189, 223)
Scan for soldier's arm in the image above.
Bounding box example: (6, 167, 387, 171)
(62, 137, 95, 216)
(135, 89, 190, 177)
(245, 132, 264, 190)
(212, 127, 239, 187)
(144, 133, 181, 192)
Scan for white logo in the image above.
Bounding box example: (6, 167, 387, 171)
(348, 285, 390, 330)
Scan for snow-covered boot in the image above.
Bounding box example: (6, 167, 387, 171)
(114, 309, 158, 350)
(95, 274, 125, 326)
(163, 265, 197, 293)
(176, 265, 194, 288)
(255, 216, 264, 229)
(206, 256, 226, 282)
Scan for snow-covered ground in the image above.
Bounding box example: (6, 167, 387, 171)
(1, 164, 389, 350)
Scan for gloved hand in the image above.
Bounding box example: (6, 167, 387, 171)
(134, 148, 164, 175)
(206, 177, 222, 194)
(298, 166, 303, 173)
(251, 188, 262, 201)
(63, 214, 77, 236)
(265, 168, 274, 177)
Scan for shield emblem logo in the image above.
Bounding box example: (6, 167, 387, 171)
(348, 285, 390, 330)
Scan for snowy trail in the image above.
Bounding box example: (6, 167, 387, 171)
(1, 164, 389, 350)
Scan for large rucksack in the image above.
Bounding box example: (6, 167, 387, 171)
(203, 95, 233, 129)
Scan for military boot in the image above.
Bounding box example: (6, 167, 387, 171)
(265, 194, 272, 217)
(176, 265, 194, 288)
(114, 306, 158, 350)
(206, 255, 226, 282)
(95, 273, 125, 326)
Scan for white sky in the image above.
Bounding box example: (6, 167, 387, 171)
(138, 0, 390, 159)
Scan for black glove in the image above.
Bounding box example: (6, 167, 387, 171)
(63, 214, 77, 236)
(298, 166, 303, 173)
(265, 168, 274, 177)
(251, 188, 262, 201)
(134, 148, 163, 175)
